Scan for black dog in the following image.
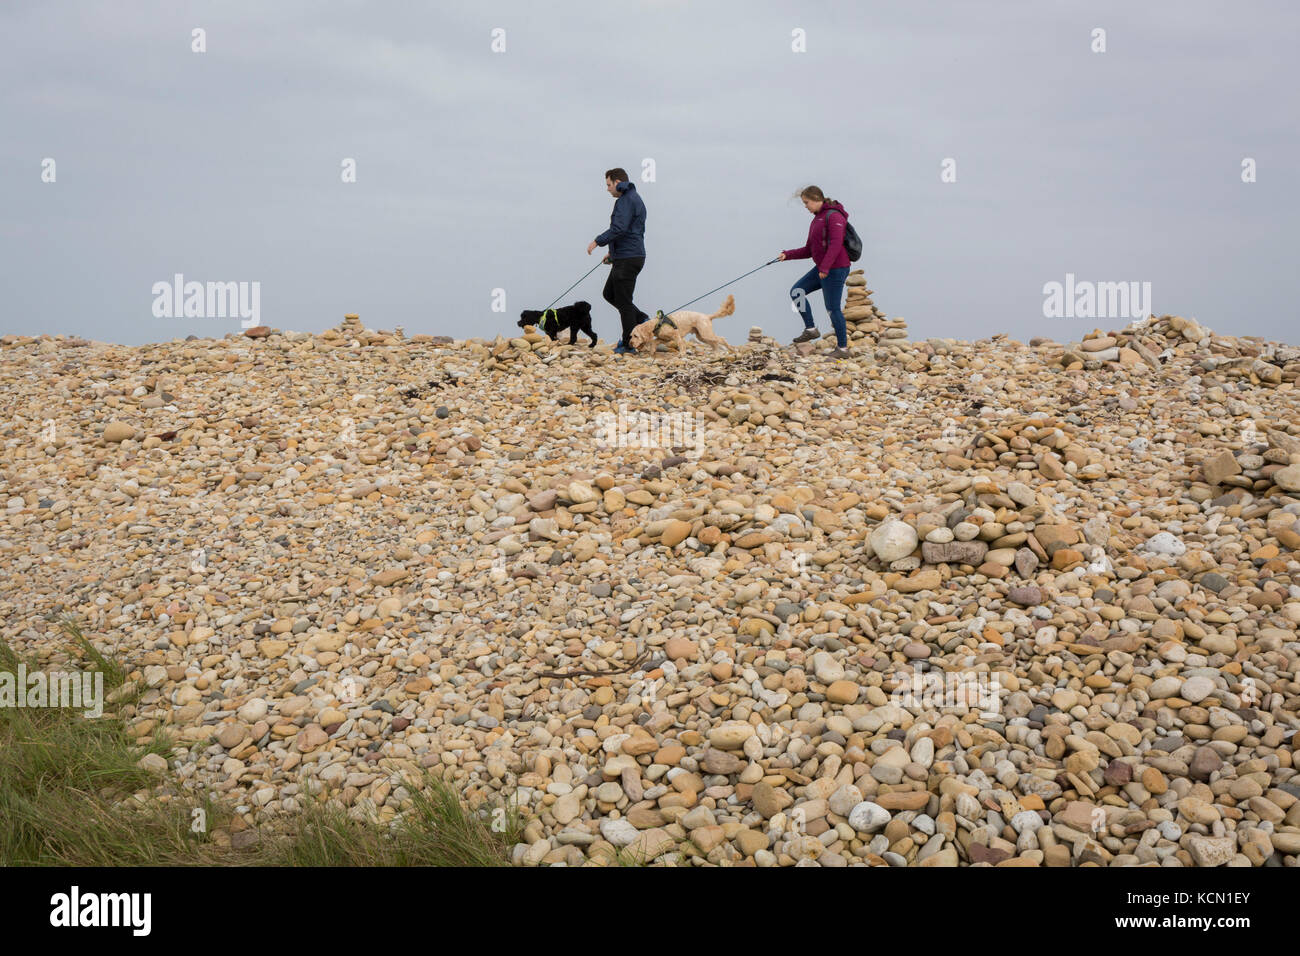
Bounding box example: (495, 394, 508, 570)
(518, 301, 597, 347)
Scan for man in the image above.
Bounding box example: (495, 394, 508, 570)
(587, 168, 647, 354)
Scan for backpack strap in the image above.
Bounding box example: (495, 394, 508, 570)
(822, 207, 846, 254)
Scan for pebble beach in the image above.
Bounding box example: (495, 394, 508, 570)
(4, 279, 1300, 868)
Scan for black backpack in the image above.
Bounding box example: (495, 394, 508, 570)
(824, 207, 863, 262)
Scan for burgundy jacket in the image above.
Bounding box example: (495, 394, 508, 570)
(783, 200, 850, 273)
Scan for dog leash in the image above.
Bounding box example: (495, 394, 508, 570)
(543, 260, 608, 312)
(658, 257, 781, 318)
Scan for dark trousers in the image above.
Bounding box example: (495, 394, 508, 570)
(790, 265, 851, 348)
(602, 256, 648, 344)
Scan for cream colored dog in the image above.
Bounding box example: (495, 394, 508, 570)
(628, 295, 736, 356)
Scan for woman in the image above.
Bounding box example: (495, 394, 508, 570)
(777, 185, 852, 359)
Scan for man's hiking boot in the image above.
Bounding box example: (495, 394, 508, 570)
(791, 328, 819, 344)
(828, 347, 850, 360)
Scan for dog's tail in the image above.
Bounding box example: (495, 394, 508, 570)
(708, 294, 736, 320)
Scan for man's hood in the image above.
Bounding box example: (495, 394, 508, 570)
(617, 181, 635, 195)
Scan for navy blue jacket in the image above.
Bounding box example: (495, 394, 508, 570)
(594, 181, 646, 259)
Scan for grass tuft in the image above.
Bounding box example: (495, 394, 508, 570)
(1, 626, 517, 867)
(58, 616, 126, 689)
(265, 775, 520, 867)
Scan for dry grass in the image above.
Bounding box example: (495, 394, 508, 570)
(0, 624, 519, 867)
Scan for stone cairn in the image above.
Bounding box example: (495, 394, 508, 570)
(1045, 314, 1300, 387)
(315, 314, 450, 349)
(843, 269, 908, 346)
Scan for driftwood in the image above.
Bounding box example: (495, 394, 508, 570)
(659, 345, 800, 394)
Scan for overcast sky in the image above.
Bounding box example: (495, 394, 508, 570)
(2, 0, 1296, 346)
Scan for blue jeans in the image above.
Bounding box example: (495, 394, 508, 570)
(790, 266, 850, 347)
